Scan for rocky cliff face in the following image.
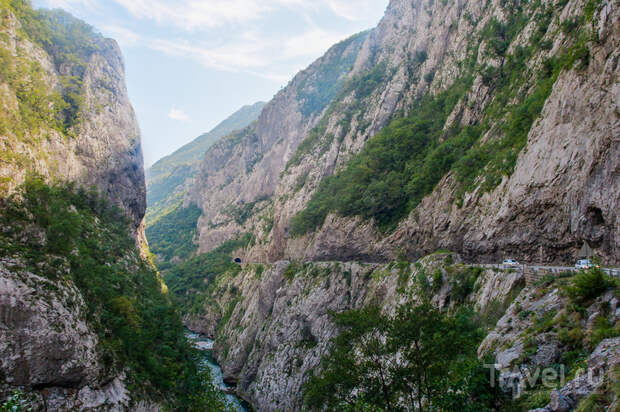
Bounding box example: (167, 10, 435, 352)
(0, 5, 146, 240)
(272, 0, 620, 266)
(0, 3, 156, 410)
(186, 32, 368, 254)
(146, 102, 266, 227)
(172, 0, 620, 410)
(185, 0, 619, 266)
(0, 259, 140, 411)
(191, 255, 619, 411)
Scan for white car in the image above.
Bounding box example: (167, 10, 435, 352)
(575, 259, 598, 270)
(503, 259, 520, 267)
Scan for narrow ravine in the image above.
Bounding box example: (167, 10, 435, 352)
(186, 331, 251, 411)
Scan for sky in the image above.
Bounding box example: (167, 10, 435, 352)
(31, 0, 390, 167)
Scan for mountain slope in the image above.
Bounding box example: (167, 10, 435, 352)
(164, 0, 620, 410)
(185, 31, 369, 254)
(277, 0, 620, 265)
(184, 0, 619, 266)
(145, 102, 265, 226)
(0, 1, 146, 242)
(0, 2, 223, 409)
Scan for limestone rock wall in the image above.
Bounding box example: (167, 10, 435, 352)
(0, 260, 137, 410)
(190, 255, 527, 410)
(187, 0, 619, 265)
(0, 6, 146, 239)
(0, 5, 151, 409)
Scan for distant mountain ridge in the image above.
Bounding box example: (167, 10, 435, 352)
(145, 101, 266, 225)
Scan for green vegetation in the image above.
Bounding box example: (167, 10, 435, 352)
(223, 197, 269, 226)
(566, 268, 616, 306)
(286, 117, 332, 170)
(146, 165, 192, 220)
(163, 234, 252, 314)
(283, 261, 300, 281)
(450, 266, 483, 304)
(511, 269, 619, 405)
(344, 61, 390, 100)
(146, 203, 201, 263)
(517, 389, 553, 410)
(304, 302, 509, 411)
(574, 365, 620, 411)
(0, 37, 66, 139)
(0, 391, 31, 412)
(146, 102, 265, 226)
(304, 265, 618, 412)
(289, 1, 599, 236)
(296, 32, 367, 117)
(0, 179, 226, 410)
(0, 1, 106, 138)
(290, 79, 474, 234)
(286, 61, 392, 171)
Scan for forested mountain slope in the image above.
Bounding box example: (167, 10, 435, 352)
(0, 2, 224, 410)
(146, 101, 265, 226)
(156, 0, 620, 410)
(183, 0, 618, 266)
(184, 32, 369, 254)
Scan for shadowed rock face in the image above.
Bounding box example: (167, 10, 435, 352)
(0, 263, 100, 390)
(73, 39, 146, 238)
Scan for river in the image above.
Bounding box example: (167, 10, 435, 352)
(186, 331, 251, 411)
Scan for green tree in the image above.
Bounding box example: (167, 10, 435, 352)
(304, 306, 394, 410)
(304, 302, 507, 411)
(566, 268, 616, 306)
(0, 179, 228, 410)
(0, 391, 32, 412)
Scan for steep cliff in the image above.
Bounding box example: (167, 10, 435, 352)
(0, 2, 222, 410)
(0, 2, 146, 241)
(146, 101, 266, 227)
(192, 256, 620, 411)
(184, 0, 618, 266)
(277, 0, 619, 265)
(186, 32, 368, 254)
(163, 0, 620, 410)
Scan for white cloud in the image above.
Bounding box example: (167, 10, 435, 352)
(145, 27, 349, 82)
(150, 37, 268, 70)
(111, 0, 268, 30)
(35, 0, 98, 13)
(101, 25, 140, 47)
(168, 108, 190, 122)
(34, 0, 388, 83)
(283, 28, 348, 59)
(324, 0, 383, 21)
(109, 0, 382, 30)
(37, 0, 385, 29)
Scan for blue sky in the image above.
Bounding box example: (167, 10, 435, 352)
(32, 0, 389, 167)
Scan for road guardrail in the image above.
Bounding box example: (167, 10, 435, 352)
(473, 264, 620, 278)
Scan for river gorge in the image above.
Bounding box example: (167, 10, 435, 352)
(186, 331, 251, 411)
